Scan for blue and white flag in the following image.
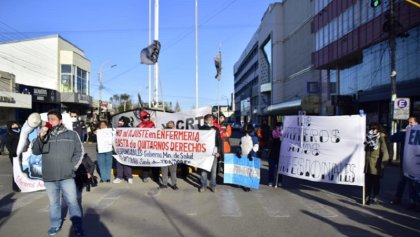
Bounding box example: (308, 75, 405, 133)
(223, 154, 260, 189)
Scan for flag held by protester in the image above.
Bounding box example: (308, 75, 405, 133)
(224, 154, 260, 189)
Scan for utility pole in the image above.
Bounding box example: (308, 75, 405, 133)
(389, 0, 398, 160)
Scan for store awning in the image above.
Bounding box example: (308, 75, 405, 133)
(0, 91, 32, 109)
(266, 99, 301, 113)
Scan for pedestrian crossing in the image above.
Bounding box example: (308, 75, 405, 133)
(0, 185, 339, 219)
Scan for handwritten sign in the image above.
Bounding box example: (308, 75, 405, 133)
(97, 128, 114, 153)
(113, 128, 216, 171)
(404, 125, 420, 182)
(278, 115, 366, 186)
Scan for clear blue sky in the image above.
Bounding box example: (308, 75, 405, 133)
(0, 0, 276, 111)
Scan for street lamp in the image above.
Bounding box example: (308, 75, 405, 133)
(98, 62, 117, 121)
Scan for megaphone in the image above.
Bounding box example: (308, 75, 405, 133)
(27, 113, 41, 128)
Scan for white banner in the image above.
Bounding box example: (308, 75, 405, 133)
(403, 125, 420, 182)
(111, 106, 212, 129)
(97, 128, 114, 153)
(278, 115, 366, 186)
(113, 128, 216, 171)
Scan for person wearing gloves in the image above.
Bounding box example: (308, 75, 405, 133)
(236, 123, 259, 192)
(199, 114, 222, 193)
(32, 110, 84, 236)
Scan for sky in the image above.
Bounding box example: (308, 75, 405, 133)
(0, 0, 276, 111)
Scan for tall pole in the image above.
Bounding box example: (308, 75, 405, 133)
(148, 0, 152, 108)
(195, 0, 199, 111)
(99, 71, 103, 103)
(154, 0, 160, 108)
(389, 0, 398, 160)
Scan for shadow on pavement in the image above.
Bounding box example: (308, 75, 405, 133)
(72, 208, 112, 237)
(0, 193, 16, 228)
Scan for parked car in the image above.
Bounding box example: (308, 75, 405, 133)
(0, 124, 8, 155)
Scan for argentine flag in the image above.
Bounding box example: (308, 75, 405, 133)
(223, 154, 260, 189)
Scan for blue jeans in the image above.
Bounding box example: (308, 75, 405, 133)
(200, 157, 218, 189)
(44, 179, 82, 229)
(97, 152, 113, 181)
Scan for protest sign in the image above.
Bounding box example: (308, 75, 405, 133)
(113, 128, 216, 171)
(278, 115, 366, 186)
(97, 128, 114, 153)
(403, 125, 420, 182)
(224, 154, 260, 189)
(111, 106, 212, 129)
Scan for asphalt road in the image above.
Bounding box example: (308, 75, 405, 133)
(0, 140, 420, 237)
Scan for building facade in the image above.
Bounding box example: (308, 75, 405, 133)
(0, 35, 92, 124)
(234, 0, 319, 125)
(313, 0, 420, 127)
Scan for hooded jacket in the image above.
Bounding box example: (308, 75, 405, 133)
(6, 121, 20, 159)
(32, 124, 84, 182)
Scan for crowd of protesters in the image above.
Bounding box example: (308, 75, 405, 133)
(3, 109, 420, 235)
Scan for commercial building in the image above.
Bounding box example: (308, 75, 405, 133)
(233, 0, 319, 124)
(0, 35, 92, 124)
(313, 0, 420, 126)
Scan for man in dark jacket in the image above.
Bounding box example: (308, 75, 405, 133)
(198, 114, 222, 192)
(32, 110, 84, 236)
(6, 121, 21, 192)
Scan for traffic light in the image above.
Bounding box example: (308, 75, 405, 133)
(371, 0, 382, 7)
(140, 40, 161, 65)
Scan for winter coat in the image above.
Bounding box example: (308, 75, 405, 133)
(199, 124, 223, 158)
(32, 124, 84, 182)
(365, 133, 389, 176)
(6, 122, 20, 159)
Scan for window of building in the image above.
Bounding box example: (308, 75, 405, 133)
(75, 67, 89, 95)
(61, 64, 72, 92)
(262, 38, 272, 82)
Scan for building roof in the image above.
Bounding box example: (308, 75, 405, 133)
(0, 34, 84, 53)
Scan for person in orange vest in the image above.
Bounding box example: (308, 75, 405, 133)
(213, 114, 231, 176)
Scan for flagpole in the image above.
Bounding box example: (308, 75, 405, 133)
(195, 0, 199, 112)
(148, 0, 152, 108)
(154, 0, 159, 108)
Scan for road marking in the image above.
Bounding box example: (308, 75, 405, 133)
(254, 190, 290, 217)
(0, 192, 44, 213)
(216, 189, 241, 217)
(86, 187, 125, 214)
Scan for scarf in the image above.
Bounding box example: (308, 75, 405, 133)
(366, 130, 380, 151)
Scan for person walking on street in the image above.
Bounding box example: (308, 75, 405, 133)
(364, 122, 389, 205)
(96, 120, 113, 183)
(160, 121, 178, 190)
(70, 111, 83, 140)
(32, 110, 84, 236)
(268, 122, 283, 187)
(198, 114, 222, 192)
(113, 116, 133, 184)
(6, 121, 21, 192)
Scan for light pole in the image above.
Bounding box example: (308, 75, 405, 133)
(98, 62, 117, 120)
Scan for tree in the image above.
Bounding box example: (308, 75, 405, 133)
(175, 101, 181, 112)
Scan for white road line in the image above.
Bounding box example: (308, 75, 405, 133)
(216, 189, 242, 217)
(254, 190, 290, 217)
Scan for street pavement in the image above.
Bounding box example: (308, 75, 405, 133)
(0, 142, 420, 237)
